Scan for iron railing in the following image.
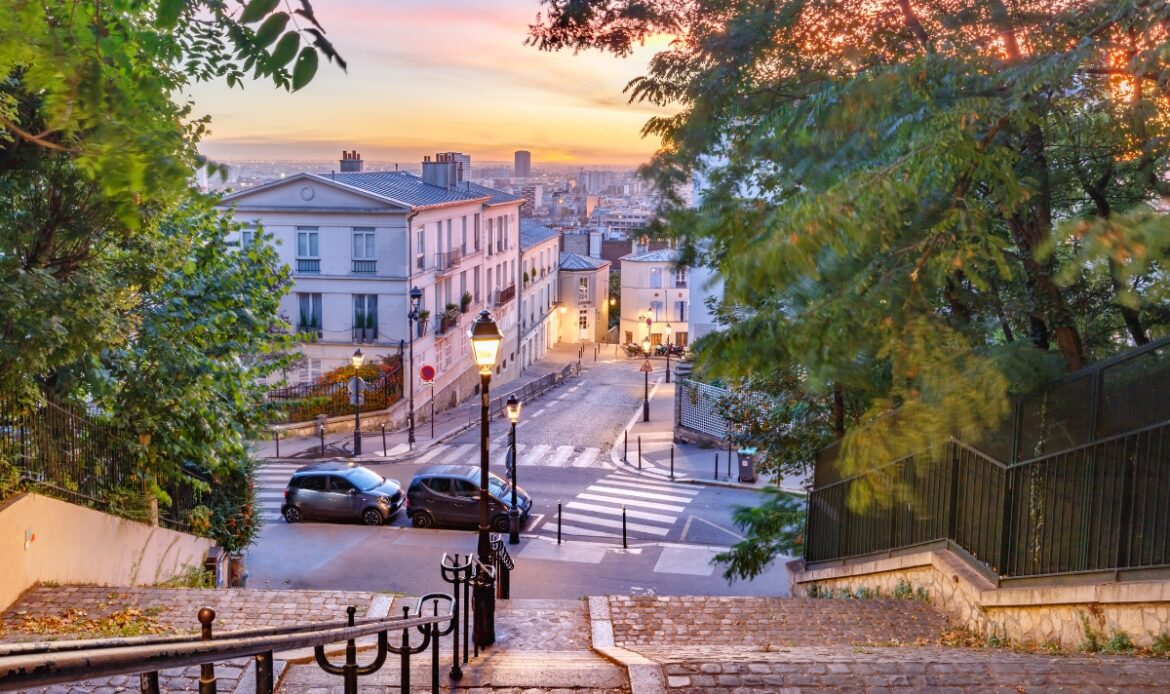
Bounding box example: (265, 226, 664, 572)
(488, 361, 579, 418)
(295, 258, 320, 273)
(265, 357, 404, 424)
(352, 259, 376, 274)
(435, 248, 462, 273)
(436, 313, 459, 336)
(494, 284, 515, 307)
(352, 326, 378, 343)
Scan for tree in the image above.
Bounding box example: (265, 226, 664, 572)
(531, 0, 1170, 573)
(0, 1, 344, 543)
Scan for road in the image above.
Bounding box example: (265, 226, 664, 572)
(246, 358, 791, 598)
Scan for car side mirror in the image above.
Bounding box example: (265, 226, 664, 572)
(348, 488, 359, 495)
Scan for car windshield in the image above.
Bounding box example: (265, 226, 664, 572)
(349, 468, 385, 492)
(488, 474, 510, 498)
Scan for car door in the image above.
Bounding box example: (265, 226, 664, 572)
(449, 479, 482, 526)
(294, 475, 328, 519)
(323, 476, 358, 520)
(421, 478, 459, 525)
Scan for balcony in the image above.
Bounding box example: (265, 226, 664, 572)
(296, 324, 322, 340)
(495, 283, 516, 307)
(435, 312, 459, 335)
(352, 259, 377, 274)
(296, 258, 320, 273)
(435, 248, 462, 274)
(352, 327, 378, 343)
(673, 279, 688, 288)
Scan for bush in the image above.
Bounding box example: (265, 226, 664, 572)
(1104, 630, 1135, 654)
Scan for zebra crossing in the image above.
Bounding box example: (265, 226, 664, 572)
(402, 441, 608, 470)
(253, 461, 302, 522)
(539, 470, 701, 540)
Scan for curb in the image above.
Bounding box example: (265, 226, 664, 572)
(587, 596, 666, 694)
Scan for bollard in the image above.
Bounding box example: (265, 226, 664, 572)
(727, 442, 732, 478)
(594, 346, 598, 362)
(380, 423, 386, 454)
(320, 428, 325, 458)
(622, 506, 628, 549)
(623, 430, 628, 463)
(638, 436, 642, 470)
(274, 430, 280, 458)
(557, 501, 562, 545)
(670, 446, 674, 480)
(198, 608, 217, 694)
(714, 454, 719, 480)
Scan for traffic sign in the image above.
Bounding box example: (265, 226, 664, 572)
(419, 364, 436, 383)
(645, 317, 652, 327)
(349, 393, 365, 406)
(640, 359, 653, 373)
(348, 376, 366, 393)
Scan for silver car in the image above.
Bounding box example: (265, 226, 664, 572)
(281, 462, 403, 526)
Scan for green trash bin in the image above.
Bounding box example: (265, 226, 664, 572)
(738, 446, 758, 483)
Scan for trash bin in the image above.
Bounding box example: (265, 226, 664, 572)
(738, 446, 758, 483)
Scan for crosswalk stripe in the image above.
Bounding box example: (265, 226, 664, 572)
(381, 443, 410, 456)
(587, 484, 694, 504)
(559, 512, 669, 536)
(566, 501, 675, 523)
(546, 445, 574, 468)
(256, 492, 285, 500)
(493, 443, 526, 468)
(520, 444, 551, 467)
(598, 476, 699, 495)
(412, 446, 450, 466)
(572, 448, 600, 468)
(435, 443, 474, 465)
(553, 523, 619, 538)
(575, 492, 685, 513)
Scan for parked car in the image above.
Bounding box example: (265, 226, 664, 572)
(282, 461, 403, 525)
(406, 465, 532, 531)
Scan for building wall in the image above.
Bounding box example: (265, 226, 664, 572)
(0, 493, 212, 611)
(519, 236, 561, 368)
(558, 265, 612, 344)
(619, 260, 690, 346)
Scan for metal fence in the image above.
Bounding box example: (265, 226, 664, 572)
(488, 361, 580, 418)
(806, 336, 1170, 580)
(0, 395, 202, 529)
(675, 378, 730, 440)
(266, 356, 405, 424)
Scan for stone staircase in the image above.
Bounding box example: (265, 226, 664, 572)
(7, 588, 1170, 692)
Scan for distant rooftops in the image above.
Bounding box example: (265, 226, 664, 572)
(329, 171, 486, 208)
(619, 248, 679, 263)
(519, 219, 559, 250)
(559, 252, 610, 271)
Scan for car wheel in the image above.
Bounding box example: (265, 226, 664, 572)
(491, 515, 510, 533)
(411, 511, 434, 529)
(283, 506, 303, 523)
(361, 508, 384, 526)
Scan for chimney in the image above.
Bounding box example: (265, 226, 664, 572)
(421, 152, 461, 190)
(339, 149, 363, 173)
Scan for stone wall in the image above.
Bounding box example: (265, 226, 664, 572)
(789, 549, 1170, 650)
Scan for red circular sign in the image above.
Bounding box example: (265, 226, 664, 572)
(419, 364, 436, 382)
(646, 317, 652, 327)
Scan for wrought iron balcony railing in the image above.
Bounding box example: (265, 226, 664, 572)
(435, 248, 462, 273)
(495, 283, 516, 307)
(296, 258, 321, 273)
(435, 313, 458, 336)
(352, 259, 377, 274)
(353, 327, 378, 343)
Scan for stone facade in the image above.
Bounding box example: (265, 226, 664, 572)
(790, 549, 1170, 650)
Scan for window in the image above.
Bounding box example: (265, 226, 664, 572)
(675, 300, 687, 322)
(451, 479, 478, 498)
(473, 266, 481, 301)
(650, 300, 662, 321)
(461, 216, 468, 253)
(487, 219, 494, 256)
(416, 229, 426, 270)
(579, 309, 588, 330)
(240, 228, 256, 249)
(296, 227, 319, 273)
(353, 229, 375, 259)
(297, 293, 322, 337)
(673, 267, 688, 288)
(474, 214, 481, 250)
(446, 219, 453, 251)
(578, 277, 590, 302)
(327, 476, 355, 494)
(298, 475, 327, 492)
(297, 357, 322, 383)
(353, 294, 378, 341)
(424, 478, 451, 495)
(649, 267, 662, 289)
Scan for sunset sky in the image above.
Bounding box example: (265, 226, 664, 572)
(187, 0, 673, 166)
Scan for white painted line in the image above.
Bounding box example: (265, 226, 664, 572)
(520, 444, 551, 467)
(576, 493, 685, 513)
(603, 475, 699, 494)
(529, 407, 548, 418)
(587, 484, 694, 504)
(552, 523, 620, 538)
(256, 492, 285, 500)
(412, 446, 449, 466)
(383, 443, 411, 456)
(572, 448, 600, 468)
(259, 513, 282, 521)
(559, 512, 669, 535)
(566, 501, 676, 523)
(257, 464, 301, 472)
(546, 445, 575, 468)
(435, 443, 474, 465)
(494, 443, 525, 468)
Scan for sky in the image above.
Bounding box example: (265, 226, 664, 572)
(186, 0, 675, 166)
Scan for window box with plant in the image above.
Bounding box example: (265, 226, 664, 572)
(438, 304, 459, 334)
(460, 291, 473, 313)
(416, 309, 430, 337)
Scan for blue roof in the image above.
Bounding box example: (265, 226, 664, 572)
(457, 181, 525, 207)
(620, 248, 679, 263)
(520, 220, 559, 250)
(560, 252, 610, 271)
(327, 171, 486, 208)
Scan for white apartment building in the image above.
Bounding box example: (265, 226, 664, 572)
(557, 252, 612, 344)
(619, 248, 690, 347)
(517, 220, 562, 369)
(218, 152, 524, 414)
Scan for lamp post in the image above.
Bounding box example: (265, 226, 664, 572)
(642, 337, 651, 422)
(351, 349, 364, 456)
(469, 310, 503, 648)
(407, 286, 422, 449)
(664, 323, 673, 383)
(505, 396, 522, 545)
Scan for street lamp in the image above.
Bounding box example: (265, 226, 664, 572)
(664, 323, 673, 383)
(469, 309, 502, 648)
(351, 348, 364, 456)
(641, 337, 651, 422)
(407, 286, 423, 449)
(505, 395, 522, 545)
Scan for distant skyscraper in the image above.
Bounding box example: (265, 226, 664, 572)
(514, 150, 532, 178)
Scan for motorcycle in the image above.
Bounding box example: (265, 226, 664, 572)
(625, 342, 646, 357)
(654, 343, 685, 357)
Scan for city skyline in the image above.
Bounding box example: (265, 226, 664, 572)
(185, 1, 674, 166)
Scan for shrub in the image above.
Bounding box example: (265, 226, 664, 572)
(1104, 630, 1134, 654)
(1150, 632, 1170, 656)
(893, 579, 913, 600)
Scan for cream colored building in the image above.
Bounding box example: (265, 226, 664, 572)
(619, 248, 689, 347)
(517, 220, 562, 368)
(557, 252, 611, 343)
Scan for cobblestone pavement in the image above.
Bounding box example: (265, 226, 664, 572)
(607, 595, 951, 647)
(2, 586, 378, 693)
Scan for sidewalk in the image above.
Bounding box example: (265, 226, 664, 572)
(250, 343, 589, 464)
(608, 369, 809, 493)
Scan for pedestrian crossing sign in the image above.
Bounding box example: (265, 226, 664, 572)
(640, 359, 653, 373)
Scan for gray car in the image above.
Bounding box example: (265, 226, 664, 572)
(406, 465, 531, 531)
(281, 462, 403, 526)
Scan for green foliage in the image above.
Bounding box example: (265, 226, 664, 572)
(712, 486, 804, 582)
(1104, 630, 1135, 654)
(1151, 632, 1170, 657)
(204, 460, 260, 554)
(157, 565, 215, 589)
(893, 579, 913, 601)
(1080, 612, 1104, 653)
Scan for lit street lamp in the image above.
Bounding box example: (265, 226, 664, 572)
(642, 337, 651, 422)
(407, 286, 422, 449)
(664, 323, 673, 383)
(505, 395, 522, 545)
(350, 348, 364, 456)
(470, 310, 503, 648)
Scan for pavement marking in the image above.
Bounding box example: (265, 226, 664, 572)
(546, 445, 575, 468)
(256, 492, 285, 501)
(529, 407, 548, 418)
(520, 443, 551, 467)
(552, 523, 620, 538)
(559, 512, 670, 535)
(653, 545, 720, 576)
(412, 445, 451, 466)
(519, 539, 607, 563)
(575, 492, 685, 513)
(566, 501, 676, 523)
(493, 443, 526, 468)
(603, 475, 700, 494)
(380, 443, 411, 456)
(434, 443, 475, 465)
(587, 484, 695, 504)
(572, 447, 600, 468)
